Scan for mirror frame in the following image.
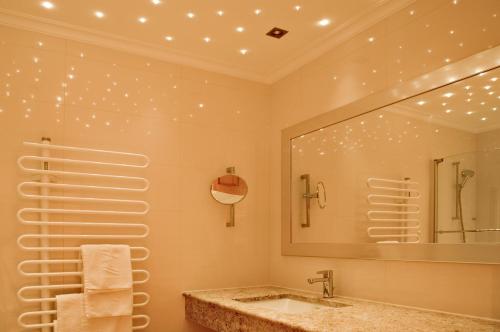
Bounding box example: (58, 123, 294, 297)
(281, 46, 500, 264)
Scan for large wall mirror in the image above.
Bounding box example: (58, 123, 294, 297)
(282, 46, 500, 263)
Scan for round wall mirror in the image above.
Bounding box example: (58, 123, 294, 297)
(210, 174, 248, 205)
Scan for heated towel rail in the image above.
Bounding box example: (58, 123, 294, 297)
(367, 177, 421, 243)
(17, 138, 151, 331)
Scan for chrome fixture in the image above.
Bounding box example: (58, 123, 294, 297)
(300, 174, 326, 227)
(210, 167, 248, 227)
(432, 158, 444, 243)
(437, 228, 500, 234)
(452, 162, 475, 243)
(460, 169, 475, 188)
(307, 270, 334, 298)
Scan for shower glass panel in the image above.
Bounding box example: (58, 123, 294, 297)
(436, 148, 500, 244)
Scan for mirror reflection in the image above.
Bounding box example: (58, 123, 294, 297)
(291, 67, 500, 244)
(211, 175, 248, 205)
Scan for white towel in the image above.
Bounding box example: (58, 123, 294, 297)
(56, 293, 132, 332)
(81, 244, 133, 317)
(56, 293, 85, 332)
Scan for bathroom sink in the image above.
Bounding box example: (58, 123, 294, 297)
(245, 298, 326, 314)
(234, 294, 350, 314)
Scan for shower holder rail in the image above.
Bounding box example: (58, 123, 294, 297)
(16, 140, 151, 331)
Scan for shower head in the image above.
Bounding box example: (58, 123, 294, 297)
(460, 169, 475, 187)
(461, 169, 475, 178)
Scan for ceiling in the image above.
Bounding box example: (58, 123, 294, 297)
(394, 67, 500, 134)
(0, 0, 411, 83)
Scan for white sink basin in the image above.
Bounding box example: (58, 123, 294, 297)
(248, 298, 327, 314)
(234, 294, 350, 314)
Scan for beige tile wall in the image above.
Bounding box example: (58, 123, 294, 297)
(1, 0, 500, 331)
(269, 0, 500, 320)
(0, 26, 270, 331)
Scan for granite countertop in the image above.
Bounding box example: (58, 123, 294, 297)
(183, 286, 500, 332)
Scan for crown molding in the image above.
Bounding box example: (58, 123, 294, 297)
(388, 104, 499, 134)
(265, 0, 416, 83)
(0, 1, 415, 85)
(0, 8, 269, 83)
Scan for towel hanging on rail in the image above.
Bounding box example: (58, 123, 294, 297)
(82, 244, 133, 318)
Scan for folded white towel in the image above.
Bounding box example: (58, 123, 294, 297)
(81, 244, 133, 317)
(56, 293, 85, 332)
(86, 315, 132, 332)
(56, 293, 132, 332)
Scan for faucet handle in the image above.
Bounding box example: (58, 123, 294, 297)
(316, 270, 333, 277)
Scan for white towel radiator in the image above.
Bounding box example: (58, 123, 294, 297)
(17, 138, 151, 330)
(366, 177, 421, 243)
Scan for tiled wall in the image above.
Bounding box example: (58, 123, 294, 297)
(1, 0, 499, 331)
(0, 26, 270, 331)
(269, 0, 500, 319)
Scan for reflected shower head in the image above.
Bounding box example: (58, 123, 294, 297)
(460, 169, 475, 187)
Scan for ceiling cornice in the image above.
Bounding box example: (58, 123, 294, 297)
(0, 8, 268, 82)
(0, 1, 415, 85)
(388, 104, 499, 134)
(266, 0, 416, 83)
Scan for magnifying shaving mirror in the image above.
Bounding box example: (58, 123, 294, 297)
(210, 167, 248, 227)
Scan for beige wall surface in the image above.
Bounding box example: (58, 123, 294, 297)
(1, 0, 500, 331)
(0, 25, 271, 331)
(270, 0, 500, 320)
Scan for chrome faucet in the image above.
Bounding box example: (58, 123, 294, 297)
(307, 270, 334, 298)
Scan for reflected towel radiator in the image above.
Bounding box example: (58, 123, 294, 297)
(366, 177, 421, 243)
(17, 139, 151, 330)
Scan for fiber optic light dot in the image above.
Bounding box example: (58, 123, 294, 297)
(138, 17, 148, 23)
(317, 18, 331, 26)
(94, 11, 105, 18)
(41, 1, 54, 9)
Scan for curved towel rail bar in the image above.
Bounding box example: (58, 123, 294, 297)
(17, 159, 150, 190)
(18, 289, 150, 306)
(18, 311, 150, 330)
(18, 181, 148, 193)
(23, 141, 150, 167)
(16, 241, 150, 260)
(367, 193, 420, 201)
(18, 207, 149, 218)
(18, 155, 147, 169)
(367, 177, 419, 185)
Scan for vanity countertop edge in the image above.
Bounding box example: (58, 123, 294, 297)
(183, 286, 500, 332)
